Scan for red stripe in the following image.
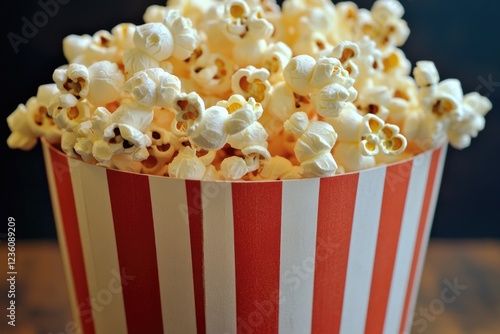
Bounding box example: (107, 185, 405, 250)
(49, 148, 95, 334)
(185, 180, 206, 334)
(365, 160, 413, 334)
(106, 170, 163, 333)
(311, 173, 359, 334)
(232, 182, 282, 334)
(398, 147, 443, 333)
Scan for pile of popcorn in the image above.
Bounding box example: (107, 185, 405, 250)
(6, 0, 492, 180)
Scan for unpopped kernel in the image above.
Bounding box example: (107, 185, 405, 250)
(6, 0, 493, 180)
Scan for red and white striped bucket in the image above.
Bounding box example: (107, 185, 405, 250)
(42, 138, 447, 334)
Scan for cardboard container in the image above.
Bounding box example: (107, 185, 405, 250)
(42, 138, 447, 334)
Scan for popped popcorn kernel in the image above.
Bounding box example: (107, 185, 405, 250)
(7, 84, 61, 150)
(231, 66, 272, 105)
(284, 111, 338, 178)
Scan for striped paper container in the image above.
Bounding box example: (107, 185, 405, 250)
(42, 138, 447, 334)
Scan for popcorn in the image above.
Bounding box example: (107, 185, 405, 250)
(327, 103, 407, 171)
(124, 68, 182, 108)
(283, 55, 357, 118)
(133, 22, 175, 61)
(53, 61, 125, 106)
(168, 146, 207, 179)
(89, 103, 153, 163)
(284, 111, 338, 177)
(231, 66, 272, 106)
(7, 84, 61, 150)
(6, 0, 493, 180)
(48, 93, 92, 132)
(447, 92, 492, 149)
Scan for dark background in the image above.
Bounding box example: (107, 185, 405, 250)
(1, 0, 499, 239)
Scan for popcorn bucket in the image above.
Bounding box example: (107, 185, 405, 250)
(42, 138, 447, 334)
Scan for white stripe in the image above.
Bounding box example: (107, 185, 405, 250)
(42, 143, 83, 333)
(72, 162, 127, 334)
(201, 181, 237, 334)
(149, 177, 197, 333)
(279, 179, 320, 334)
(339, 167, 386, 334)
(406, 144, 449, 328)
(383, 151, 432, 334)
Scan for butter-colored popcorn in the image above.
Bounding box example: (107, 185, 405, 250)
(124, 68, 182, 108)
(216, 94, 263, 133)
(232, 39, 269, 68)
(284, 111, 338, 178)
(327, 103, 407, 156)
(227, 121, 270, 172)
(168, 146, 208, 179)
(62, 34, 92, 65)
(261, 41, 292, 83)
(351, 36, 384, 87)
(123, 48, 160, 77)
(283, 56, 357, 118)
(381, 48, 411, 76)
(220, 156, 249, 180)
(163, 9, 200, 60)
(384, 75, 420, 124)
(231, 66, 272, 106)
(90, 103, 153, 163)
(281, 0, 337, 41)
(135, 9, 200, 64)
(143, 5, 168, 23)
(111, 23, 137, 52)
(48, 93, 92, 132)
(358, 114, 407, 156)
(447, 92, 492, 149)
(413, 60, 439, 88)
(319, 41, 360, 79)
(427, 79, 464, 121)
(248, 155, 302, 181)
(292, 29, 332, 58)
(167, 0, 217, 28)
(133, 22, 175, 62)
(141, 121, 176, 176)
(262, 82, 297, 135)
(73, 120, 97, 163)
(53, 63, 90, 99)
(62, 30, 121, 66)
(6, 84, 61, 150)
(53, 61, 124, 106)
(187, 94, 263, 151)
(171, 91, 206, 136)
(187, 105, 231, 150)
(333, 142, 376, 173)
(189, 45, 234, 96)
(282, 54, 316, 96)
(220, 0, 273, 44)
(60, 130, 79, 159)
(370, 0, 410, 48)
(335, 2, 359, 41)
(86, 61, 125, 106)
(354, 82, 391, 121)
(309, 57, 357, 117)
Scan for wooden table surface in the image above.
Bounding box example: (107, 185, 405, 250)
(1, 239, 499, 334)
